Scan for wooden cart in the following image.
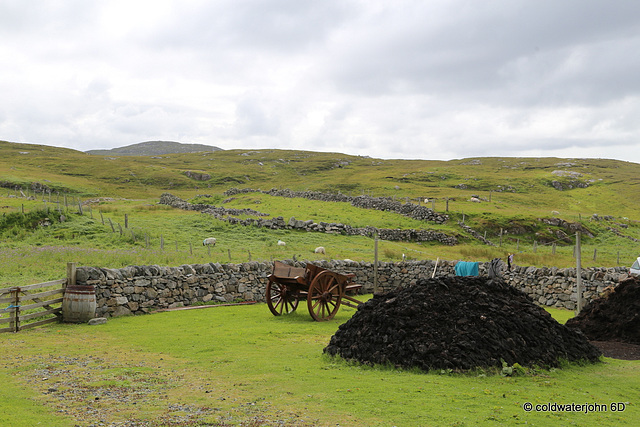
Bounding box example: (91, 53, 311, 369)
(266, 261, 363, 321)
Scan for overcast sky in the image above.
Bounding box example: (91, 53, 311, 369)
(1, 0, 640, 162)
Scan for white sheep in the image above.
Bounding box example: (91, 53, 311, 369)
(314, 246, 326, 254)
(277, 240, 286, 246)
(203, 237, 217, 246)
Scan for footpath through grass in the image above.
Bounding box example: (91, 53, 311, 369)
(0, 304, 638, 426)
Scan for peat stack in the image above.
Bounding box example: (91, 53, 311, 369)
(324, 276, 601, 371)
(566, 276, 640, 345)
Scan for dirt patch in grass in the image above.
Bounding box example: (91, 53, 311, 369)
(6, 351, 314, 426)
(590, 341, 640, 361)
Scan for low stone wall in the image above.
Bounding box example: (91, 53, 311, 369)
(159, 193, 458, 245)
(75, 260, 630, 318)
(224, 187, 449, 224)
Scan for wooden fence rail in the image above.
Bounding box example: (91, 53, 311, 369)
(0, 278, 67, 333)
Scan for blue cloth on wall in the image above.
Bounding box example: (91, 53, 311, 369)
(455, 261, 479, 277)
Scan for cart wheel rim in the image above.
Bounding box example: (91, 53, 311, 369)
(266, 280, 299, 316)
(307, 271, 342, 321)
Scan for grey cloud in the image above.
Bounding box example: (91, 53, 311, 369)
(325, 1, 640, 105)
(1, 0, 639, 162)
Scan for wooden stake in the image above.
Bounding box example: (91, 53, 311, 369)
(374, 234, 379, 294)
(576, 231, 583, 315)
(66, 262, 77, 287)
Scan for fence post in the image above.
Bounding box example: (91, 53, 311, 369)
(576, 232, 583, 315)
(125, 214, 128, 229)
(9, 287, 20, 332)
(67, 262, 77, 287)
(374, 234, 379, 294)
(593, 248, 597, 262)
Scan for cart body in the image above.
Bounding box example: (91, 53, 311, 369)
(266, 261, 362, 321)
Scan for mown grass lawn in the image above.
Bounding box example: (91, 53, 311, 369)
(0, 304, 637, 426)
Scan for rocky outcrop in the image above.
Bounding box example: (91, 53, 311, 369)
(184, 171, 211, 181)
(539, 217, 593, 238)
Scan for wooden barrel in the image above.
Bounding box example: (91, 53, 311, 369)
(62, 285, 96, 323)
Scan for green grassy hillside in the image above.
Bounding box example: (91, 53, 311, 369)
(3, 140, 640, 216)
(2, 139, 640, 286)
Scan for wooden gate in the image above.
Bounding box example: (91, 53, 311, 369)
(0, 279, 66, 333)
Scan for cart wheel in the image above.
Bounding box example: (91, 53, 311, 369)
(307, 271, 342, 321)
(266, 280, 299, 316)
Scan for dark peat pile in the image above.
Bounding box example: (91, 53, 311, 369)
(566, 276, 640, 345)
(324, 276, 601, 371)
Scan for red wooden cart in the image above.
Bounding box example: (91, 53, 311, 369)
(266, 261, 363, 321)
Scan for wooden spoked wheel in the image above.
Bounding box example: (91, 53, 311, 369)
(266, 279, 299, 316)
(307, 271, 343, 321)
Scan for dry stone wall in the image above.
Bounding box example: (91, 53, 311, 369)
(159, 193, 458, 245)
(224, 187, 449, 224)
(75, 260, 630, 318)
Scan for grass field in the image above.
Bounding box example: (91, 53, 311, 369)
(1, 142, 639, 425)
(0, 304, 638, 426)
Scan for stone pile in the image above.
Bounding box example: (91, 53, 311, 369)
(324, 276, 602, 371)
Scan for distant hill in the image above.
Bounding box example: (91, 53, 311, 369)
(86, 141, 223, 156)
